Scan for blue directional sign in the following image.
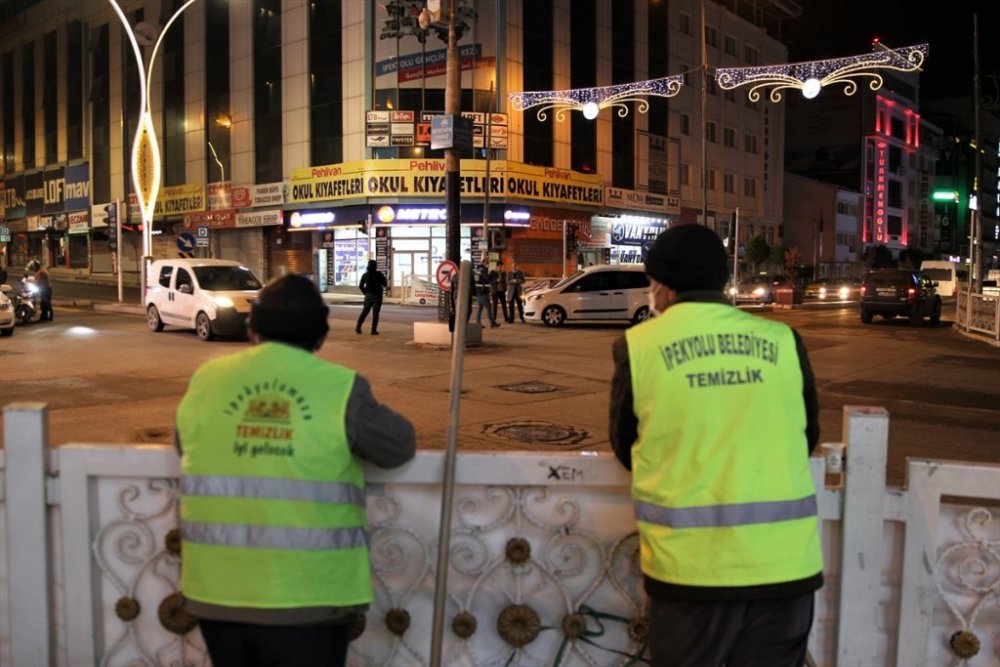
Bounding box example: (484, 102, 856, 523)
(177, 232, 196, 253)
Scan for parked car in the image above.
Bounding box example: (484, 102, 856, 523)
(804, 277, 860, 301)
(0, 285, 15, 336)
(859, 269, 941, 325)
(145, 258, 262, 340)
(523, 264, 650, 326)
(727, 275, 787, 304)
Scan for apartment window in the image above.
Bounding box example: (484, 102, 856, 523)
(162, 14, 185, 186)
(887, 180, 902, 208)
(745, 45, 759, 65)
(723, 127, 736, 148)
(724, 35, 737, 56)
(571, 0, 597, 173)
(707, 76, 717, 95)
(90, 24, 110, 202)
(254, 0, 283, 183)
(708, 169, 717, 190)
(43, 31, 57, 164)
(723, 173, 735, 193)
(522, 0, 553, 167)
(724, 89, 736, 103)
(705, 25, 717, 47)
(680, 163, 690, 186)
(681, 64, 691, 86)
(2, 51, 14, 172)
(22, 41, 35, 168)
(647, 0, 669, 137)
(206, 0, 232, 181)
(890, 116, 905, 140)
(706, 121, 716, 143)
(611, 2, 635, 187)
(66, 22, 83, 160)
(679, 13, 691, 36)
(744, 133, 758, 154)
(745, 97, 757, 111)
(744, 177, 757, 197)
(680, 113, 690, 135)
(310, 0, 342, 166)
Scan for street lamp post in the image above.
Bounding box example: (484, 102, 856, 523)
(107, 0, 199, 302)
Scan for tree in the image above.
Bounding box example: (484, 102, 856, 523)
(898, 248, 927, 270)
(784, 247, 803, 284)
(745, 235, 770, 274)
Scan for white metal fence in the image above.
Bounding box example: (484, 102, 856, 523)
(1, 403, 998, 666)
(955, 285, 1000, 344)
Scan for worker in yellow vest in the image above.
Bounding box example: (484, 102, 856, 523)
(176, 274, 416, 667)
(609, 224, 822, 667)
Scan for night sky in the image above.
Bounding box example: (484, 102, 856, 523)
(778, 0, 999, 101)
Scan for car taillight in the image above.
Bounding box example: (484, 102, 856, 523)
(907, 287, 916, 301)
(860, 285, 866, 297)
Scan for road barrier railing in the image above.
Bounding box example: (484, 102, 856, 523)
(1, 403, 998, 666)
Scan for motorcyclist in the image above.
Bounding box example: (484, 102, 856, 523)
(25, 260, 53, 322)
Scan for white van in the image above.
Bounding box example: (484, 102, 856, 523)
(919, 260, 968, 298)
(523, 264, 650, 326)
(145, 258, 262, 340)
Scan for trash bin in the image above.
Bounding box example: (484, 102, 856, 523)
(775, 287, 795, 306)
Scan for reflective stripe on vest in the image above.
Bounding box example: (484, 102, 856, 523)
(635, 495, 817, 529)
(181, 474, 366, 508)
(181, 520, 369, 551)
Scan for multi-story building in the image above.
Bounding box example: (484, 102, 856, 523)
(0, 0, 790, 292)
(785, 67, 940, 266)
(783, 172, 862, 278)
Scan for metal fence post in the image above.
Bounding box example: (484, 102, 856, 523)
(836, 405, 889, 667)
(3, 402, 52, 667)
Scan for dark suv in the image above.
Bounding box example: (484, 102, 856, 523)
(859, 269, 942, 325)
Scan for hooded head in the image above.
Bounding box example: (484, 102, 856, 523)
(248, 274, 330, 351)
(644, 224, 729, 294)
(366, 260, 377, 272)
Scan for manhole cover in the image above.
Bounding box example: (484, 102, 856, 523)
(498, 381, 561, 394)
(484, 420, 589, 445)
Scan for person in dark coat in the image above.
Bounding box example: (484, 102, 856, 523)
(355, 260, 387, 335)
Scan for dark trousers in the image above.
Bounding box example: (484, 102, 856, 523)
(475, 292, 497, 324)
(356, 296, 382, 332)
(491, 291, 509, 322)
(198, 619, 349, 667)
(39, 287, 53, 321)
(646, 593, 815, 667)
(507, 289, 524, 321)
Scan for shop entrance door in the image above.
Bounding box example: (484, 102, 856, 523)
(391, 242, 432, 294)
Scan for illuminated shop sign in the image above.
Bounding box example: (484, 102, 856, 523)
(289, 210, 336, 228)
(289, 159, 605, 207)
(504, 210, 530, 221)
(873, 141, 887, 243)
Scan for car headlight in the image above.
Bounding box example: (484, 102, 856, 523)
(728, 287, 737, 296)
(212, 295, 234, 308)
(818, 287, 827, 298)
(753, 287, 765, 297)
(528, 294, 544, 302)
(838, 286, 850, 299)
(0, 301, 10, 312)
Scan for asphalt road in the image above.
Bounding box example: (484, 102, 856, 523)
(1, 285, 997, 486)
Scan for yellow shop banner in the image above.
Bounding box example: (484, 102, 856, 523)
(288, 160, 604, 206)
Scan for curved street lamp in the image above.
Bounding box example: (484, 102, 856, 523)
(107, 0, 200, 299)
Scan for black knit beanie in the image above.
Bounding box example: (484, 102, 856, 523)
(249, 274, 330, 348)
(644, 224, 729, 293)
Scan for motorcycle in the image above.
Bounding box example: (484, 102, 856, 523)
(15, 278, 41, 325)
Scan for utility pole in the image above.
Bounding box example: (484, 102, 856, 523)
(700, 0, 709, 230)
(481, 81, 494, 264)
(972, 13, 982, 292)
(445, 0, 460, 265)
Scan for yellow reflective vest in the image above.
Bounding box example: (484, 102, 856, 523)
(177, 342, 372, 609)
(625, 302, 822, 587)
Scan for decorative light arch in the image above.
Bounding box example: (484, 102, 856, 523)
(509, 75, 685, 122)
(715, 43, 928, 103)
